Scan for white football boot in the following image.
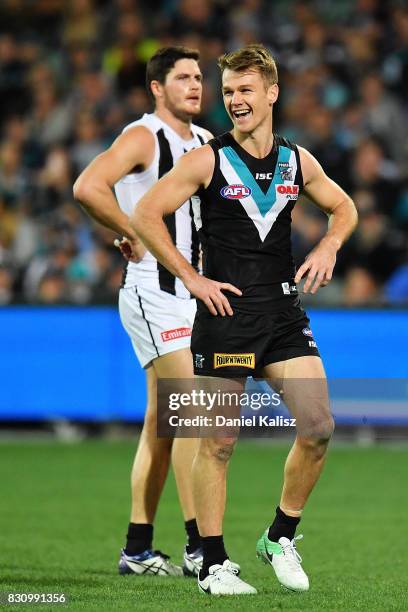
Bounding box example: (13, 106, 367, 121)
(198, 559, 257, 595)
(256, 531, 309, 591)
(118, 548, 183, 576)
(183, 547, 241, 577)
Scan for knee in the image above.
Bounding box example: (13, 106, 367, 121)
(200, 437, 237, 464)
(215, 439, 236, 463)
(140, 409, 173, 453)
(299, 415, 335, 451)
(313, 414, 335, 444)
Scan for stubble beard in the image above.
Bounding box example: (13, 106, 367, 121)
(164, 92, 200, 124)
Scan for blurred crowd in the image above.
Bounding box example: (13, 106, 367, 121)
(1, 0, 408, 306)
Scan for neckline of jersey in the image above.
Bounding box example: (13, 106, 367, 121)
(225, 131, 278, 163)
(152, 112, 198, 145)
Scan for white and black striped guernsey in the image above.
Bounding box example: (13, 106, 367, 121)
(115, 113, 208, 298)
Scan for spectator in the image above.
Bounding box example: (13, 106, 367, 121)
(0, 264, 14, 305)
(359, 73, 408, 166)
(70, 112, 106, 174)
(62, 0, 100, 49)
(36, 270, 68, 305)
(343, 266, 380, 306)
(305, 106, 352, 190)
(336, 207, 406, 286)
(27, 65, 72, 148)
(0, 34, 29, 118)
(0, 140, 29, 205)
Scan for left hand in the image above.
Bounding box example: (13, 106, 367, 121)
(114, 236, 146, 263)
(183, 272, 242, 316)
(294, 237, 338, 294)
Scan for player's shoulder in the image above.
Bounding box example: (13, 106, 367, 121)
(274, 133, 300, 152)
(204, 131, 233, 153)
(191, 123, 213, 143)
(296, 145, 325, 183)
(176, 142, 215, 185)
(119, 114, 160, 145)
(180, 141, 215, 164)
(115, 115, 155, 148)
(273, 135, 316, 169)
(121, 113, 156, 134)
(108, 116, 156, 169)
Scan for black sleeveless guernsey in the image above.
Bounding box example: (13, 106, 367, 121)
(191, 131, 304, 313)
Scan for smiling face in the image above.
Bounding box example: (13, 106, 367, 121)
(153, 58, 202, 121)
(222, 68, 278, 134)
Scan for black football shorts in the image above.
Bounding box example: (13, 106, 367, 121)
(191, 299, 320, 378)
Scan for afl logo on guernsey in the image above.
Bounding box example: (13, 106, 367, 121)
(220, 184, 252, 199)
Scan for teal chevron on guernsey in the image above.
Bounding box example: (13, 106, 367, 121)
(221, 145, 292, 217)
(218, 144, 298, 241)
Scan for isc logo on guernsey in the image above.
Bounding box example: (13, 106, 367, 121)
(220, 184, 252, 199)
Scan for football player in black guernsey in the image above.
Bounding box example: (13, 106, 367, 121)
(131, 44, 357, 596)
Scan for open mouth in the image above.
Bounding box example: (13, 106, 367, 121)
(232, 109, 251, 119)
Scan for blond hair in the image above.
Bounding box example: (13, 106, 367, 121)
(218, 44, 278, 86)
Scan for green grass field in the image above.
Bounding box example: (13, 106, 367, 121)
(0, 440, 407, 610)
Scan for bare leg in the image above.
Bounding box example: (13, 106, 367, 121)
(279, 437, 329, 516)
(192, 436, 237, 535)
(263, 356, 334, 516)
(171, 438, 198, 520)
(130, 365, 172, 523)
(152, 348, 199, 521)
(192, 377, 243, 536)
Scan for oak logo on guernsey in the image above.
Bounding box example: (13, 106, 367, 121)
(276, 184, 299, 199)
(220, 184, 252, 199)
(214, 353, 255, 369)
(161, 327, 192, 342)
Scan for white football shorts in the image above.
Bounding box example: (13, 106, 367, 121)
(118, 285, 196, 368)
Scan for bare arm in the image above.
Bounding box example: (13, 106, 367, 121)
(130, 145, 242, 315)
(295, 147, 358, 293)
(73, 126, 155, 258)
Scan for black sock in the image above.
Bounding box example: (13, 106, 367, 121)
(125, 523, 153, 555)
(185, 518, 201, 554)
(268, 506, 300, 542)
(199, 535, 228, 580)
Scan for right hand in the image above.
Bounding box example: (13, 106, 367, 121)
(114, 237, 146, 263)
(184, 273, 242, 316)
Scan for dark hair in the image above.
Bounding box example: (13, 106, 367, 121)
(218, 44, 278, 86)
(146, 46, 200, 101)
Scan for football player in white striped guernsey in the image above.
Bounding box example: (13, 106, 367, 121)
(74, 47, 240, 578)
